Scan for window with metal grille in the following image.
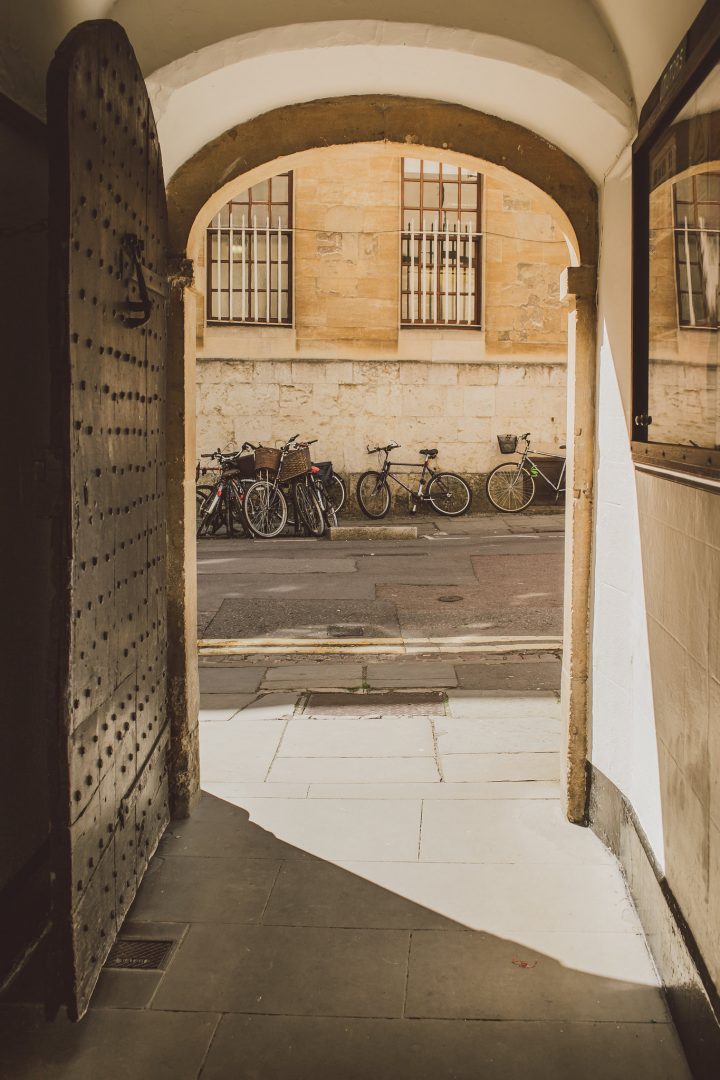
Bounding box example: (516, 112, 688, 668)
(207, 172, 292, 325)
(673, 172, 720, 328)
(401, 159, 482, 327)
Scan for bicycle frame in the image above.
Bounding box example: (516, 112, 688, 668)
(515, 440, 566, 499)
(372, 449, 441, 504)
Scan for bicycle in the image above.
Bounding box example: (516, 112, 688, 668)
(196, 446, 255, 537)
(356, 442, 472, 518)
(242, 436, 327, 539)
(486, 433, 566, 513)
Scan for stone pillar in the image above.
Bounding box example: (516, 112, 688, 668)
(560, 265, 597, 824)
(166, 277, 201, 818)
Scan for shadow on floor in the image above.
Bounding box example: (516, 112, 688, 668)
(0, 794, 690, 1080)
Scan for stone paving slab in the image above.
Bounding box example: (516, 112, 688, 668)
(279, 716, 435, 758)
(199, 1014, 690, 1080)
(151, 924, 410, 1017)
(366, 661, 458, 688)
(199, 693, 258, 714)
(337, 860, 639, 936)
(419, 800, 614, 865)
(404, 930, 669, 1022)
(446, 691, 560, 719)
(435, 717, 561, 754)
(268, 756, 441, 784)
(238, 797, 423, 862)
(261, 662, 364, 690)
(441, 751, 561, 783)
(454, 660, 562, 692)
(0, 1006, 219, 1080)
(199, 666, 265, 693)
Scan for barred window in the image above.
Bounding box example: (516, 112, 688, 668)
(401, 159, 482, 327)
(673, 172, 720, 328)
(207, 172, 292, 325)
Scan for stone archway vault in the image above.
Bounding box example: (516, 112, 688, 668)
(164, 95, 598, 825)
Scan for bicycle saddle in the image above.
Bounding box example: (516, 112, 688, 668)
(419, 448, 438, 458)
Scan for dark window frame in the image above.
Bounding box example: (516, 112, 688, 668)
(632, 0, 720, 481)
(673, 172, 720, 330)
(206, 172, 293, 327)
(400, 159, 483, 329)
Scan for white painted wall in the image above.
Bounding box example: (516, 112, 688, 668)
(591, 150, 665, 862)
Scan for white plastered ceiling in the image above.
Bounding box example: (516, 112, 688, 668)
(0, 1, 705, 181)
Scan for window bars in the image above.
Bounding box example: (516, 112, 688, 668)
(673, 172, 720, 329)
(207, 173, 292, 325)
(401, 159, 482, 327)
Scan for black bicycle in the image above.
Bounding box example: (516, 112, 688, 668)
(486, 433, 566, 512)
(356, 442, 472, 518)
(196, 446, 255, 537)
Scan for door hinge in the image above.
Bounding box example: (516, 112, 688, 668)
(633, 414, 653, 427)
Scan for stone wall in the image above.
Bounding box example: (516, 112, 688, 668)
(195, 145, 569, 484)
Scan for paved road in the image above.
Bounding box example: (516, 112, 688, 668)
(197, 513, 564, 692)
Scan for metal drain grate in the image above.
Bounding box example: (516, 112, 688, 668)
(104, 939, 174, 971)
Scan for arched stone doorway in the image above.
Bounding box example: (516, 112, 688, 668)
(164, 95, 598, 826)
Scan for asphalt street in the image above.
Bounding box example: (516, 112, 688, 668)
(197, 513, 565, 692)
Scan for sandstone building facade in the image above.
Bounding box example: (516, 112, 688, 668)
(194, 145, 569, 492)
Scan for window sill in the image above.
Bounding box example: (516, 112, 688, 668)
(632, 440, 720, 488)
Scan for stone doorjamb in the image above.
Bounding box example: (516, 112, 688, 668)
(164, 95, 598, 825)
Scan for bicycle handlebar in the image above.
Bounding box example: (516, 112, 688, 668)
(367, 442, 400, 454)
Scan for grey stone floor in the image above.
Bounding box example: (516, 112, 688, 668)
(0, 689, 691, 1079)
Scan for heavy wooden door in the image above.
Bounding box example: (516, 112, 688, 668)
(48, 20, 170, 1019)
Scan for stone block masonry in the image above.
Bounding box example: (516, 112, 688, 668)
(197, 356, 566, 477)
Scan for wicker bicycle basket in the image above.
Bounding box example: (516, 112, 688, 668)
(279, 444, 312, 482)
(254, 445, 282, 474)
(497, 434, 518, 454)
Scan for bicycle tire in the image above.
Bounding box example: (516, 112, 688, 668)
(294, 477, 325, 537)
(427, 472, 472, 516)
(486, 462, 536, 513)
(227, 478, 253, 537)
(196, 485, 212, 531)
(318, 482, 338, 530)
(242, 480, 288, 538)
(326, 474, 346, 514)
(356, 471, 391, 519)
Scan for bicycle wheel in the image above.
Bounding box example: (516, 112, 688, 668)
(242, 480, 288, 538)
(356, 471, 391, 519)
(196, 485, 212, 531)
(227, 479, 252, 537)
(318, 482, 338, 530)
(293, 477, 325, 537)
(427, 472, 472, 516)
(486, 462, 535, 512)
(326, 473, 346, 514)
